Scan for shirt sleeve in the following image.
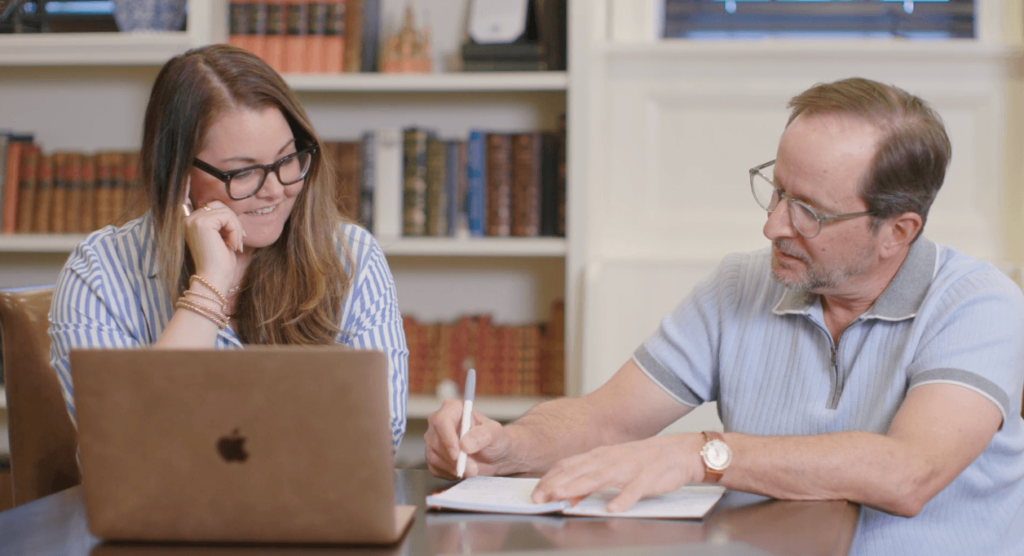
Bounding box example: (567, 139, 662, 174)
(907, 266, 1024, 421)
(633, 254, 748, 408)
(336, 226, 409, 453)
(49, 239, 146, 425)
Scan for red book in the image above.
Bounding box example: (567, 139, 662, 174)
(263, 1, 287, 73)
(305, 0, 328, 72)
(283, 0, 308, 74)
(15, 144, 40, 234)
(2, 139, 27, 234)
(342, 0, 362, 72)
(323, 0, 345, 72)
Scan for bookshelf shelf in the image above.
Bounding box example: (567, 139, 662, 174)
(381, 237, 567, 257)
(0, 235, 567, 257)
(285, 72, 569, 93)
(0, 33, 195, 66)
(407, 394, 550, 421)
(0, 234, 87, 253)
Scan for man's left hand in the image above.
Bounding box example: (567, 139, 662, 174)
(530, 433, 709, 512)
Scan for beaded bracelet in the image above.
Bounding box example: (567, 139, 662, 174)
(183, 289, 228, 313)
(189, 274, 228, 306)
(175, 298, 229, 330)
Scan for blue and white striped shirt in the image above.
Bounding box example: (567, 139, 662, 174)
(636, 237, 1024, 556)
(49, 213, 408, 451)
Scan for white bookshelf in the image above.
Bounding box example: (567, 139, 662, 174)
(0, 235, 567, 258)
(0, 32, 195, 66)
(407, 394, 550, 421)
(286, 72, 568, 93)
(0, 0, 585, 432)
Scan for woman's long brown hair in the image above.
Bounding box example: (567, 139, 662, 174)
(142, 44, 349, 344)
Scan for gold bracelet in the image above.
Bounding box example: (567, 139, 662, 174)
(183, 289, 228, 313)
(189, 275, 228, 306)
(176, 300, 228, 330)
(176, 298, 229, 330)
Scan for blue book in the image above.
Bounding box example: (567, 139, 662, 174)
(467, 131, 487, 237)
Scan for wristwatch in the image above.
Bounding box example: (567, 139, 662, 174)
(699, 431, 731, 483)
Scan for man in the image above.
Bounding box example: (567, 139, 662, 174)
(425, 78, 1024, 555)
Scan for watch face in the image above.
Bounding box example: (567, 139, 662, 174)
(702, 439, 732, 471)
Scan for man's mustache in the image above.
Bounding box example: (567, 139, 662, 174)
(773, 239, 809, 264)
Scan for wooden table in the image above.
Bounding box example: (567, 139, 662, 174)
(0, 469, 858, 556)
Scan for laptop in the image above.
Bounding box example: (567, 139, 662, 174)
(70, 346, 415, 544)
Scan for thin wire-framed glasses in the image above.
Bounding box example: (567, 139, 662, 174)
(749, 160, 873, 239)
(193, 143, 318, 201)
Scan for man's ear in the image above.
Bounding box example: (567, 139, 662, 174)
(881, 212, 923, 257)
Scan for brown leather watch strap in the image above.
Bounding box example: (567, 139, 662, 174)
(701, 431, 727, 483)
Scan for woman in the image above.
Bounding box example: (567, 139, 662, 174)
(49, 44, 408, 451)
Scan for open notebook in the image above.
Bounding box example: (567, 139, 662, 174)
(427, 476, 724, 519)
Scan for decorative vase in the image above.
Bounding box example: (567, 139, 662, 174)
(113, 0, 188, 32)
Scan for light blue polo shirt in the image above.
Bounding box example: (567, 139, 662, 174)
(634, 237, 1024, 556)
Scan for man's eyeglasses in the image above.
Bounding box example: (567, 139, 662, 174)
(193, 143, 318, 201)
(749, 160, 873, 239)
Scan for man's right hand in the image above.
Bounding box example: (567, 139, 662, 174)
(425, 398, 515, 479)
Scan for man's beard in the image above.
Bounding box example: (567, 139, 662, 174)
(770, 239, 872, 292)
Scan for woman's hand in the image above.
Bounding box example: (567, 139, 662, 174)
(182, 184, 245, 293)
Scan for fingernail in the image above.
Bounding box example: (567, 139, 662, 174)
(242, 230, 248, 238)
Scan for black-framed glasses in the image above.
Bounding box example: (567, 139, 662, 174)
(749, 160, 873, 239)
(193, 143, 318, 201)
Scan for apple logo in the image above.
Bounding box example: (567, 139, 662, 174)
(217, 428, 249, 463)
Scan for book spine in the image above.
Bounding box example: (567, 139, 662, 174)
(15, 145, 39, 233)
(485, 133, 512, 237)
(466, 131, 486, 237)
(306, 0, 328, 73)
(2, 139, 25, 234)
(264, 1, 287, 74)
(121, 152, 143, 224)
(229, 0, 252, 51)
(249, 1, 269, 61)
(373, 128, 402, 240)
(543, 299, 565, 396)
(511, 131, 542, 237)
(342, 0, 363, 72)
(539, 132, 558, 236)
(0, 134, 9, 232)
(80, 154, 97, 233)
(425, 136, 447, 236)
(50, 152, 68, 234)
(401, 128, 428, 236)
(444, 142, 458, 237)
(32, 154, 54, 233)
(323, 0, 346, 73)
(93, 153, 111, 229)
(65, 152, 83, 234)
(360, 0, 380, 72)
(337, 141, 361, 221)
(284, 0, 309, 74)
(557, 113, 567, 237)
(359, 131, 375, 231)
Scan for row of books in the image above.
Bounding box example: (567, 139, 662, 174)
(0, 135, 144, 235)
(228, 0, 381, 74)
(404, 300, 565, 398)
(324, 119, 567, 239)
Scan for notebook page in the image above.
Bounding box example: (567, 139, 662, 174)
(563, 486, 725, 519)
(426, 477, 570, 514)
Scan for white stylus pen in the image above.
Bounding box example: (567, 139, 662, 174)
(456, 368, 477, 479)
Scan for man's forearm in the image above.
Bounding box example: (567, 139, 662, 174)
(500, 396, 619, 475)
(725, 431, 935, 517)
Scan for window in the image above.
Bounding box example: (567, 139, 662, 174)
(663, 0, 974, 40)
